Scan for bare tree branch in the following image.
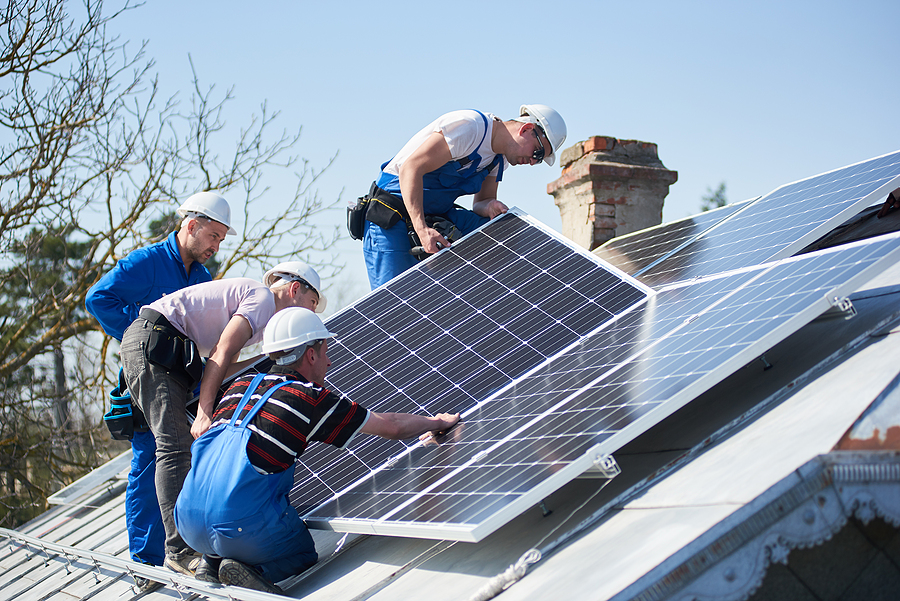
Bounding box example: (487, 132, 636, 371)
(0, 0, 342, 527)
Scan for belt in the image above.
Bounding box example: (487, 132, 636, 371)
(140, 308, 181, 336)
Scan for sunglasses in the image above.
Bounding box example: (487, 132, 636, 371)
(532, 127, 547, 163)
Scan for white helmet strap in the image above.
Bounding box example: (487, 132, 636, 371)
(275, 350, 300, 366)
(274, 340, 321, 365)
(182, 211, 214, 228)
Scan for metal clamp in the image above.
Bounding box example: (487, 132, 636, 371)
(816, 296, 857, 321)
(593, 453, 620, 477)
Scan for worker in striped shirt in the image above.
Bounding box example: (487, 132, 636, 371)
(175, 307, 460, 594)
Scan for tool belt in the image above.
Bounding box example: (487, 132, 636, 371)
(348, 182, 460, 261)
(140, 308, 204, 389)
(347, 182, 406, 239)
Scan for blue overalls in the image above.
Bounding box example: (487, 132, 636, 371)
(86, 231, 211, 566)
(363, 110, 505, 289)
(174, 374, 318, 583)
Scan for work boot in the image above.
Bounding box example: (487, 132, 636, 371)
(219, 558, 283, 594)
(164, 550, 201, 576)
(133, 575, 163, 594)
(194, 554, 222, 584)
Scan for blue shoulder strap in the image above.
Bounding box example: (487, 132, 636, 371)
(229, 373, 266, 427)
(471, 110, 489, 149)
(228, 372, 295, 430)
(461, 110, 503, 180)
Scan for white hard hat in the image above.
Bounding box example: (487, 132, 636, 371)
(176, 191, 237, 235)
(263, 260, 327, 313)
(262, 307, 336, 364)
(514, 104, 567, 166)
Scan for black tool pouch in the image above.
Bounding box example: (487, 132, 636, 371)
(347, 195, 369, 240)
(104, 400, 133, 441)
(147, 326, 201, 389)
(364, 183, 407, 230)
(147, 326, 182, 371)
(183, 338, 203, 385)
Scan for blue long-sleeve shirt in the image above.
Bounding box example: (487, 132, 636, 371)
(86, 232, 212, 341)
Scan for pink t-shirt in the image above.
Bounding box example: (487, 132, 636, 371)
(147, 278, 276, 356)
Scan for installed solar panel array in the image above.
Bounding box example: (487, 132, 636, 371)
(593, 199, 750, 278)
(305, 233, 900, 540)
(634, 150, 900, 287)
(286, 150, 900, 542)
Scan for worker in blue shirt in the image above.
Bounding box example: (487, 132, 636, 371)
(85, 191, 235, 591)
(360, 104, 566, 289)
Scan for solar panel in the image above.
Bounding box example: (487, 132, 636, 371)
(593, 199, 751, 277)
(186, 151, 900, 543)
(638, 150, 900, 287)
(302, 231, 900, 541)
(288, 210, 652, 514)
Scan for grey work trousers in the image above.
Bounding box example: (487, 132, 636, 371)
(120, 318, 194, 559)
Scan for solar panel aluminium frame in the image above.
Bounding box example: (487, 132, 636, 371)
(46, 451, 131, 506)
(304, 232, 900, 542)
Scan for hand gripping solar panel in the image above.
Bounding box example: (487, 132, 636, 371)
(637, 150, 900, 287)
(303, 231, 900, 542)
(287, 209, 652, 515)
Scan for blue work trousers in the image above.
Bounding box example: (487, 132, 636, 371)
(363, 207, 489, 290)
(126, 430, 165, 565)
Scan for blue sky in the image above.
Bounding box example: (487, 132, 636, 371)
(115, 0, 900, 308)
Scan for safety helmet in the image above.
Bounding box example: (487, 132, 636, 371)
(262, 307, 336, 364)
(263, 261, 327, 313)
(176, 191, 237, 235)
(514, 104, 567, 166)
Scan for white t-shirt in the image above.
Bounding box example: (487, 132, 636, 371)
(148, 278, 276, 356)
(381, 110, 508, 179)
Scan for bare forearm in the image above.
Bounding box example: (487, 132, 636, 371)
(399, 169, 427, 234)
(362, 411, 460, 439)
(226, 354, 262, 378)
(197, 357, 230, 418)
(191, 315, 252, 438)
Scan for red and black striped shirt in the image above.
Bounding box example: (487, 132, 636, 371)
(211, 366, 369, 474)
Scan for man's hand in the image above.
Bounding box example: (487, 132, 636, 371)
(191, 411, 212, 439)
(433, 412, 461, 432)
(419, 226, 452, 254)
(473, 198, 508, 220)
(419, 412, 462, 444)
(483, 200, 509, 219)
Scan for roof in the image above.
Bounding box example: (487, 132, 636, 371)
(4, 216, 900, 601)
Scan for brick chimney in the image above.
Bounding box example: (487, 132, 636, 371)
(547, 136, 678, 250)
